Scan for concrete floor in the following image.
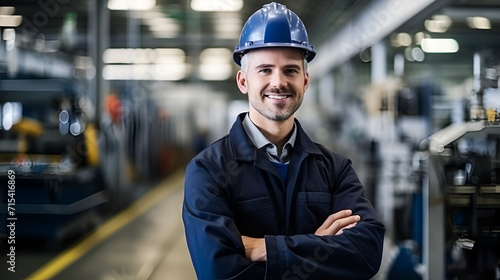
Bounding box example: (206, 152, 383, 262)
(58, 179, 195, 280)
(1, 172, 196, 280)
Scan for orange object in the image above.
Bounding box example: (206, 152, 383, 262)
(105, 94, 123, 123)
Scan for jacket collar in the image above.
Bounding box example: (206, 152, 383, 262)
(242, 113, 296, 163)
(229, 112, 322, 162)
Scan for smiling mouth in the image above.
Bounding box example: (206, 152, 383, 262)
(265, 94, 291, 100)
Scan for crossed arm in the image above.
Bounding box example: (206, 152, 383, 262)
(184, 157, 385, 279)
(242, 209, 361, 262)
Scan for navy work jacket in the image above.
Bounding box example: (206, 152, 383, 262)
(182, 113, 385, 280)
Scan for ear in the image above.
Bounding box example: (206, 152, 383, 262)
(304, 72, 310, 92)
(236, 70, 248, 94)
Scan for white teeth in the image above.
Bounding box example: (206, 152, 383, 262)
(267, 95, 288, 99)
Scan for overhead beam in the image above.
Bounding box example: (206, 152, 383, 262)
(310, 0, 436, 75)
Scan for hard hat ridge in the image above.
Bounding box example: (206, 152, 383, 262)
(233, 2, 316, 66)
(263, 6, 292, 43)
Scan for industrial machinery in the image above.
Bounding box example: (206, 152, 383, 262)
(0, 78, 106, 244)
(424, 122, 500, 280)
(421, 52, 500, 280)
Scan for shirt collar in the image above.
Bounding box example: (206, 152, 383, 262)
(242, 113, 296, 163)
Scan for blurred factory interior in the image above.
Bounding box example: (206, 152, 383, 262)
(1, 0, 500, 279)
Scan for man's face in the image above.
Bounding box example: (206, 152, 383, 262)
(236, 48, 310, 122)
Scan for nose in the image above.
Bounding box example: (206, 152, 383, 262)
(269, 71, 286, 88)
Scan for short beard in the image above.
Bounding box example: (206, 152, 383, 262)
(250, 87, 302, 121)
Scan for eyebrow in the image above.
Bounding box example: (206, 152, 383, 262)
(254, 63, 302, 70)
(255, 64, 274, 69)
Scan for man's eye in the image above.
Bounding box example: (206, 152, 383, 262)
(259, 69, 271, 74)
(285, 69, 299, 75)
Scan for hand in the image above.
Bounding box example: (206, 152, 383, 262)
(315, 209, 360, 236)
(241, 236, 267, 262)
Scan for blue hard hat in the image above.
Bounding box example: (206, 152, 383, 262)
(233, 2, 316, 66)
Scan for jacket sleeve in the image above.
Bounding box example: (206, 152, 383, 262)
(182, 158, 266, 280)
(264, 157, 385, 280)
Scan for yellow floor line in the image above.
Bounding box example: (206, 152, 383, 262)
(25, 170, 185, 280)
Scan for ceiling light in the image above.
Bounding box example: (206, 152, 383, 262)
(155, 48, 186, 64)
(411, 47, 425, 62)
(391, 32, 412, 47)
(2, 28, 15, 41)
(421, 38, 459, 53)
(414, 32, 429, 45)
(103, 48, 186, 64)
(103, 64, 187, 81)
(199, 64, 232, 80)
(390, 32, 412, 48)
(103, 48, 132, 63)
(200, 48, 232, 63)
(199, 48, 233, 80)
(425, 15, 452, 33)
(0, 6, 15, 15)
(467, 17, 491, 30)
(108, 0, 156, 11)
(190, 0, 243, 12)
(398, 33, 412, 47)
(214, 16, 241, 38)
(0, 15, 22, 27)
(155, 63, 188, 80)
(147, 18, 180, 33)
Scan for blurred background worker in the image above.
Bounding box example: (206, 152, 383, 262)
(182, 3, 385, 279)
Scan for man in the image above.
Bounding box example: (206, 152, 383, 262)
(182, 2, 385, 279)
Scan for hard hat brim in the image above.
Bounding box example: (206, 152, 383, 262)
(233, 44, 316, 66)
